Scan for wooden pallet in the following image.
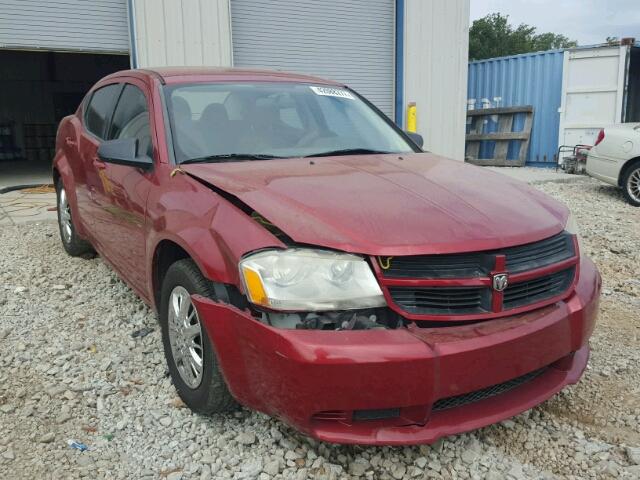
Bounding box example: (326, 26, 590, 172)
(465, 106, 534, 167)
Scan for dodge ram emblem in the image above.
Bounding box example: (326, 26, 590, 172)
(492, 273, 509, 291)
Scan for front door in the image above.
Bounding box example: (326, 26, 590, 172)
(91, 80, 156, 297)
(79, 82, 123, 249)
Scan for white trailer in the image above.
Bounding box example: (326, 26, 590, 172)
(558, 43, 640, 148)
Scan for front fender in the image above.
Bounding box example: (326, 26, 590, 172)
(145, 171, 285, 306)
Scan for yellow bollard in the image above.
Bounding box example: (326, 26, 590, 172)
(406, 102, 417, 133)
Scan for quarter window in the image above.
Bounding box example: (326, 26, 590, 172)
(84, 84, 121, 139)
(108, 84, 153, 158)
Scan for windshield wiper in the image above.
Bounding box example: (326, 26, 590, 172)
(180, 153, 285, 164)
(304, 148, 393, 158)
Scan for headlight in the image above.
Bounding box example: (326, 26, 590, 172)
(565, 213, 579, 235)
(565, 213, 582, 252)
(239, 249, 385, 311)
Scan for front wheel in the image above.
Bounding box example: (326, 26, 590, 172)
(622, 161, 640, 207)
(159, 259, 237, 414)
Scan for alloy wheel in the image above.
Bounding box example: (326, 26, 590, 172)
(167, 286, 204, 388)
(627, 168, 640, 204)
(58, 187, 73, 243)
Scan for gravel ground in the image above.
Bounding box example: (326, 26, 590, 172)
(1, 176, 639, 480)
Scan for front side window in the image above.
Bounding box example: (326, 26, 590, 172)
(165, 82, 415, 163)
(84, 84, 122, 139)
(108, 84, 153, 157)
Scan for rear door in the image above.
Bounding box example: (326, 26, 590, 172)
(79, 82, 123, 246)
(558, 45, 630, 147)
(92, 80, 156, 296)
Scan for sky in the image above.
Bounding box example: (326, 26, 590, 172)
(470, 0, 640, 46)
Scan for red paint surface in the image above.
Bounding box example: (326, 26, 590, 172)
(195, 256, 600, 445)
(53, 68, 601, 445)
(181, 154, 569, 256)
(53, 69, 286, 305)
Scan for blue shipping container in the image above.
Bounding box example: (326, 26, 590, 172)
(467, 50, 565, 166)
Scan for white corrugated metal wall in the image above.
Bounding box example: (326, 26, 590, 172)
(0, 0, 129, 53)
(131, 0, 232, 67)
(230, 0, 396, 118)
(403, 0, 469, 160)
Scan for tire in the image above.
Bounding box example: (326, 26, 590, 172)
(159, 259, 237, 414)
(55, 178, 94, 256)
(621, 160, 640, 207)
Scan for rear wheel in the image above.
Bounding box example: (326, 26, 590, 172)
(56, 179, 94, 256)
(159, 259, 237, 414)
(622, 161, 640, 207)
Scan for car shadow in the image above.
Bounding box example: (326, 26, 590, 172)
(593, 183, 626, 203)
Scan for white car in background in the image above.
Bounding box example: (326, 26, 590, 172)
(586, 124, 640, 206)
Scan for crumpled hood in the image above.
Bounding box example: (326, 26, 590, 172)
(182, 153, 568, 255)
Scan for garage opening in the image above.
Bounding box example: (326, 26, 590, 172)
(0, 50, 129, 189)
(625, 46, 640, 122)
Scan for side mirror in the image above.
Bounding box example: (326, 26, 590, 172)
(97, 138, 153, 168)
(406, 131, 424, 148)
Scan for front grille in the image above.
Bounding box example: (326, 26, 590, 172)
(503, 268, 575, 310)
(382, 253, 491, 279)
(353, 408, 400, 422)
(432, 367, 548, 412)
(388, 286, 490, 315)
(388, 268, 574, 316)
(380, 232, 575, 279)
(379, 232, 577, 318)
(504, 233, 575, 273)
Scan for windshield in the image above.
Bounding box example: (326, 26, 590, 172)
(164, 82, 416, 163)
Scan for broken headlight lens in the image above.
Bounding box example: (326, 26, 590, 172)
(239, 249, 386, 311)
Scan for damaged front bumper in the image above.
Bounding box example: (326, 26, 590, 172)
(193, 257, 601, 445)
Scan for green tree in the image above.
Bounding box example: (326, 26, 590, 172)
(469, 13, 578, 60)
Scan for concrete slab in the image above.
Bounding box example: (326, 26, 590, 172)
(0, 188, 57, 225)
(0, 160, 52, 191)
(485, 166, 587, 185)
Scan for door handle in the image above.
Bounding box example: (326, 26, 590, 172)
(93, 158, 107, 170)
(65, 136, 77, 147)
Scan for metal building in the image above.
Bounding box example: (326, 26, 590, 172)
(0, 1, 130, 173)
(131, 0, 470, 160)
(0, 0, 470, 180)
(231, 0, 396, 118)
(0, 0, 130, 53)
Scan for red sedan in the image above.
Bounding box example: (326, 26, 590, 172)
(53, 68, 600, 445)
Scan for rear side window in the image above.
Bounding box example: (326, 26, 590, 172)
(107, 84, 153, 158)
(84, 84, 121, 138)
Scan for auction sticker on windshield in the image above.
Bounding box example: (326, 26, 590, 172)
(310, 86, 354, 99)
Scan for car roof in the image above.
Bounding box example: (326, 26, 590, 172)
(103, 67, 343, 86)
